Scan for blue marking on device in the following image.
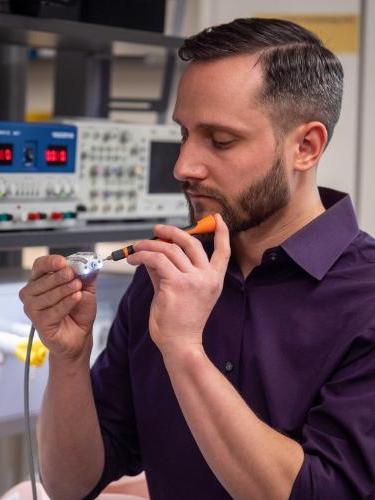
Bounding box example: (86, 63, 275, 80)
(0, 122, 77, 174)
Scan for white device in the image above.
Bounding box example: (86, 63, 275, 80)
(66, 251, 104, 280)
(65, 120, 188, 221)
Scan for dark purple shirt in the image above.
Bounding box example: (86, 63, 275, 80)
(87, 187, 375, 499)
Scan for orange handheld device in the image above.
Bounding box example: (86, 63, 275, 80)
(105, 214, 217, 262)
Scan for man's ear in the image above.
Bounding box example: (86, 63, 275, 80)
(292, 122, 328, 172)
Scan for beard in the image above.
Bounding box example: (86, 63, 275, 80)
(182, 153, 290, 234)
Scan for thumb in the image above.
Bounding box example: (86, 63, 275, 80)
(210, 213, 231, 274)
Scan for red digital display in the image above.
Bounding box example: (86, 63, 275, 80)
(45, 146, 68, 166)
(0, 144, 13, 165)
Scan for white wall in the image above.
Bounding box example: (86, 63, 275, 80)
(358, 0, 375, 234)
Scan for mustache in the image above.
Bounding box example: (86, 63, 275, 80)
(181, 181, 222, 200)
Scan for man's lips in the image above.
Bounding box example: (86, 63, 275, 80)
(185, 191, 214, 199)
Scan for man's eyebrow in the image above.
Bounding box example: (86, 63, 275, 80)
(172, 117, 246, 136)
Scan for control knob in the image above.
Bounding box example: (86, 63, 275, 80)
(61, 181, 73, 197)
(0, 178, 7, 197)
(7, 182, 18, 196)
(119, 132, 128, 143)
(47, 182, 62, 196)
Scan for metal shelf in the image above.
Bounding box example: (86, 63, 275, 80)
(0, 221, 158, 249)
(0, 14, 186, 251)
(0, 218, 188, 249)
(0, 13, 184, 51)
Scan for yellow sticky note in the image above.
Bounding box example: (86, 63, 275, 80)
(258, 13, 359, 53)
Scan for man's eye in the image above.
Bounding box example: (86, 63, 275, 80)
(212, 139, 234, 149)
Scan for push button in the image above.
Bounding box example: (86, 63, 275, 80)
(224, 361, 234, 373)
(63, 211, 76, 219)
(50, 211, 63, 220)
(0, 213, 12, 221)
(269, 252, 278, 262)
(27, 212, 40, 221)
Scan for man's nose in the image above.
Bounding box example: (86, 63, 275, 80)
(173, 143, 208, 182)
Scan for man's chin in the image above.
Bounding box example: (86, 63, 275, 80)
(191, 207, 217, 223)
(186, 196, 222, 224)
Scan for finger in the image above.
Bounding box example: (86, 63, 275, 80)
(132, 239, 193, 272)
(126, 251, 179, 280)
(143, 265, 159, 291)
(29, 279, 82, 311)
(31, 255, 67, 281)
(36, 291, 83, 326)
(210, 213, 231, 273)
(152, 224, 209, 268)
(23, 265, 76, 298)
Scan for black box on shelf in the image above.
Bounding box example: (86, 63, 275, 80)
(81, 0, 165, 33)
(3, 1, 81, 20)
(1, 0, 166, 33)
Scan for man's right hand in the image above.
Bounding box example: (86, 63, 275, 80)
(19, 254, 97, 362)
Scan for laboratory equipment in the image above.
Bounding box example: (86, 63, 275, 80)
(64, 120, 187, 221)
(0, 121, 79, 230)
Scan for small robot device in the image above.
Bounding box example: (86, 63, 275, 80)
(66, 252, 104, 280)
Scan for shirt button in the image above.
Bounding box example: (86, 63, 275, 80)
(225, 361, 234, 373)
(269, 252, 278, 262)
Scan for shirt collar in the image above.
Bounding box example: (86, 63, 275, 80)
(281, 187, 359, 280)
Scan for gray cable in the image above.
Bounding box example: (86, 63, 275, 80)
(25, 324, 38, 500)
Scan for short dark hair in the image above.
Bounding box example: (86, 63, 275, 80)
(178, 18, 344, 144)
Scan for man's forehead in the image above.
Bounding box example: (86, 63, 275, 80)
(179, 53, 263, 91)
(174, 54, 266, 127)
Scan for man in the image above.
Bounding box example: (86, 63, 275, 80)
(19, 18, 374, 499)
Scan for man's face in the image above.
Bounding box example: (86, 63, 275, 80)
(173, 54, 291, 233)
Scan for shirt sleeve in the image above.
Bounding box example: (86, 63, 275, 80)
(290, 329, 375, 499)
(83, 276, 143, 499)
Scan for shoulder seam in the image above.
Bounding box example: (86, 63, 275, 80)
(352, 232, 375, 264)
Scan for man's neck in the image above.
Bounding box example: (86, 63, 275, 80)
(231, 187, 326, 278)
